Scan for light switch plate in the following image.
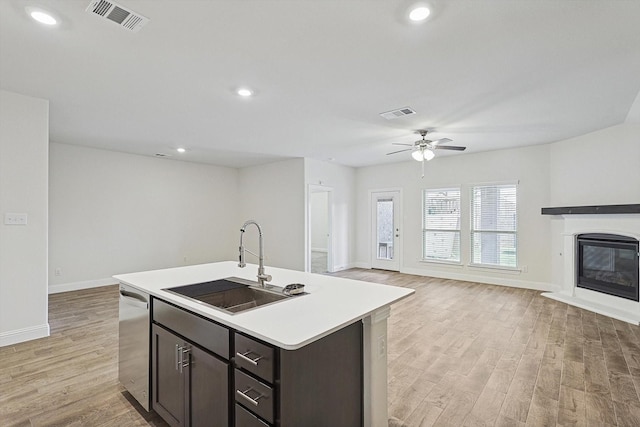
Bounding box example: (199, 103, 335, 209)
(4, 213, 28, 225)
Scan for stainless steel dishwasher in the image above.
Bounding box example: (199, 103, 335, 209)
(118, 283, 150, 411)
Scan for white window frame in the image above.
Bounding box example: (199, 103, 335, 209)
(469, 182, 518, 270)
(422, 187, 462, 264)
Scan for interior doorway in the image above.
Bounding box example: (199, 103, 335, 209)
(371, 190, 401, 271)
(308, 185, 333, 273)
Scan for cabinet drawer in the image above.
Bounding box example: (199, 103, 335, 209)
(235, 404, 270, 427)
(234, 333, 274, 382)
(153, 298, 229, 359)
(235, 369, 274, 424)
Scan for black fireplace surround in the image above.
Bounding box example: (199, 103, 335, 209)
(576, 233, 640, 301)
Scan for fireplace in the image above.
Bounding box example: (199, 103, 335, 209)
(576, 233, 639, 301)
(541, 204, 640, 324)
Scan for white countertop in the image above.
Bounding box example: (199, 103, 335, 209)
(114, 261, 414, 350)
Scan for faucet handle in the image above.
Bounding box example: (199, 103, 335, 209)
(258, 273, 272, 283)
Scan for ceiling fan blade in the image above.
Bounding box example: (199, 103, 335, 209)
(434, 145, 466, 151)
(386, 148, 414, 155)
(391, 142, 414, 146)
(430, 138, 453, 145)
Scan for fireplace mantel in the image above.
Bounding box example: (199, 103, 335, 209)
(541, 204, 640, 215)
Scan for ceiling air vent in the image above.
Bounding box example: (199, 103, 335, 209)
(379, 107, 417, 120)
(86, 0, 149, 32)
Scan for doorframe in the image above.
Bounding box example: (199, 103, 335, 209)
(369, 188, 403, 271)
(306, 184, 334, 273)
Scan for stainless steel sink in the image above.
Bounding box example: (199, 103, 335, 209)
(163, 277, 292, 314)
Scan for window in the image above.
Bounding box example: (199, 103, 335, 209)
(423, 188, 461, 263)
(470, 184, 517, 268)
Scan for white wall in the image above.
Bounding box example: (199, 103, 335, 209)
(310, 191, 329, 251)
(305, 159, 357, 271)
(49, 143, 239, 292)
(238, 158, 306, 271)
(355, 144, 552, 290)
(549, 123, 640, 206)
(0, 90, 49, 346)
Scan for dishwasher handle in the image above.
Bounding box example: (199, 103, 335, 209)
(119, 289, 149, 309)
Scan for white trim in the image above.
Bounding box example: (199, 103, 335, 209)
(306, 184, 334, 273)
(420, 259, 464, 267)
(331, 263, 353, 272)
(467, 263, 522, 273)
(0, 323, 50, 347)
(49, 277, 115, 294)
(401, 266, 554, 291)
(353, 261, 371, 269)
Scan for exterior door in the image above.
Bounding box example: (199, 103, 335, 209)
(371, 191, 400, 271)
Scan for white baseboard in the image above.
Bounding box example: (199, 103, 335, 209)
(352, 262, 371, 269)
(49, 277, 116, 294)
(344, 262, 554, 291)
(0, 323, 50, 347)
(401, 266, 554, 291)
(330, 263, 355, 272)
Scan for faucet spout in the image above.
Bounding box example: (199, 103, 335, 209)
(238, 220, 272, 287)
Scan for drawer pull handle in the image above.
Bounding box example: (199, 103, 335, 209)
(237, 350, 263, 366)
(236, 387, 263, 406)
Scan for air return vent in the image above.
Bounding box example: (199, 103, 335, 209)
(379, 107, 417, 120)
(86, 0, 149, 32)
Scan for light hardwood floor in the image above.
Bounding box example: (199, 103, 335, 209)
(2, 269, 640, 426)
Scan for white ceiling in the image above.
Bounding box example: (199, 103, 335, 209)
(2, 0, 640, 168)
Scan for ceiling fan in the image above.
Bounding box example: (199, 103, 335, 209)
(386, 130, 466, 177)
(386, 130, 466, 161)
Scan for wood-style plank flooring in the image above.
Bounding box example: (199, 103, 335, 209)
(2, 269, 640, 426)
(332, 269, 640, 427)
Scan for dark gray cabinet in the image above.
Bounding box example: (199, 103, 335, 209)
(152, 324, 186, 426)
(234, 322, 363, 427)
(152, 301, 229, 427)
(152, 297, 363, 427)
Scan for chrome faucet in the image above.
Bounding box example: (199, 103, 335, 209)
(238, 220, 272, 287)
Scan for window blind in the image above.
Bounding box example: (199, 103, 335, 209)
(470, 184, 517, 267)
(423, 188, 461, 262)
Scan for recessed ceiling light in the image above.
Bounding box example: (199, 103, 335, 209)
(237, 88, 254, 97)
(409, 6, 431, 22)
(27, 8, 58, 26)
(176, 147, 186, 153)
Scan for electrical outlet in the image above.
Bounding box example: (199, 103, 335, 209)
(522, 265, 528, 273)
(54, 268, 62, 276)
(4, 213, 28, 225)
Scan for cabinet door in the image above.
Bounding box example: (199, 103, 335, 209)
(152, 324, 186, 427)
(186, 344, 229, 427)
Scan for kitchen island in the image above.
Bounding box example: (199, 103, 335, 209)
(115, 261, 413, 427)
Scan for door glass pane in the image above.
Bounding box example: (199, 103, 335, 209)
(377, 199, 394, 260)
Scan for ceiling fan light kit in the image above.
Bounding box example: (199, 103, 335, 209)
(411, 148, 435, 161)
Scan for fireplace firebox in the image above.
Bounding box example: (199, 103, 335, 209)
(576, 233, 639, 301)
